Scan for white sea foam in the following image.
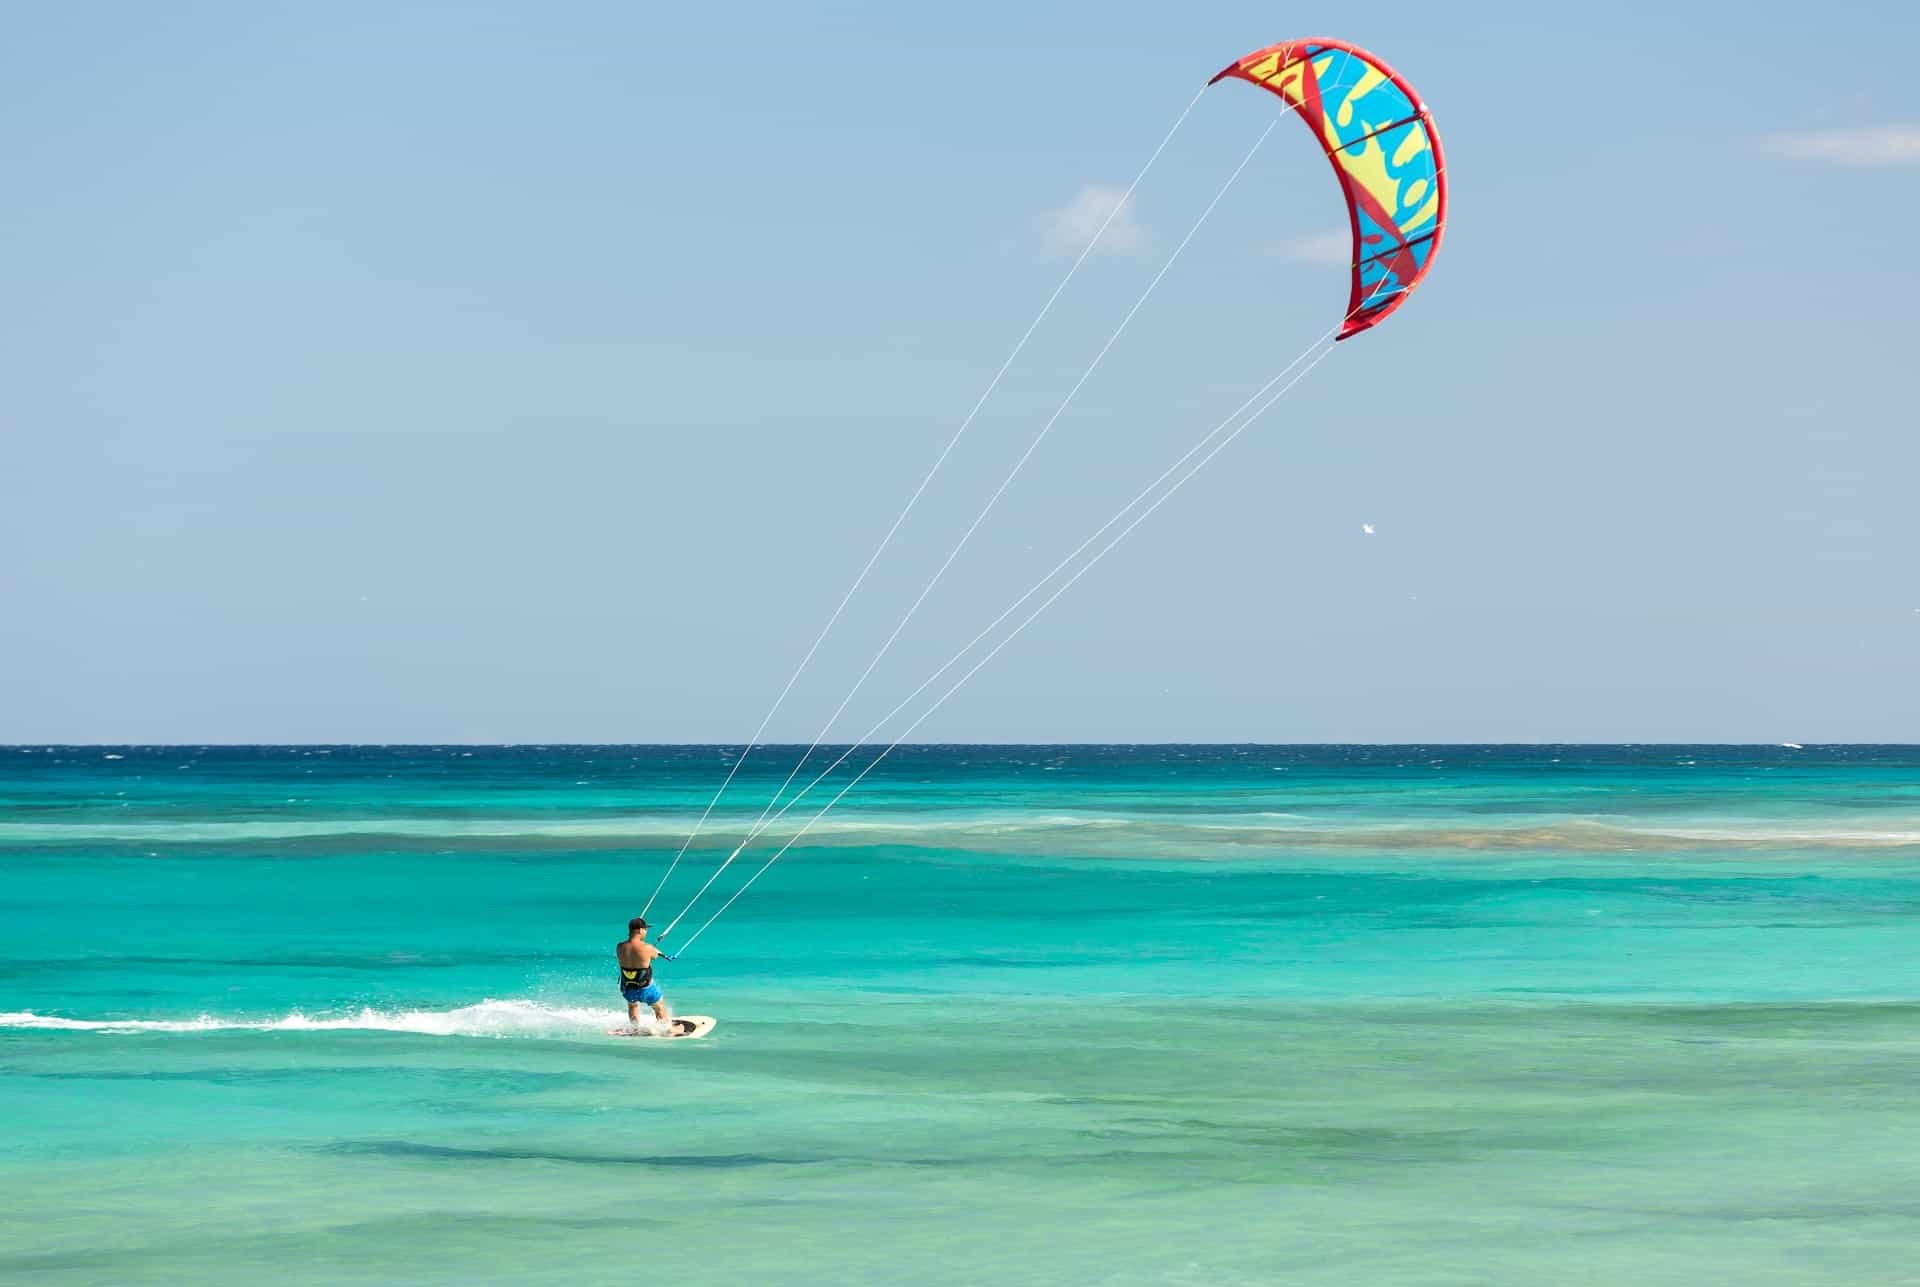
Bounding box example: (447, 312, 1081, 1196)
(5, 810, 1919, 852)
(0, 810, 1140, 845)
(0, 999, 621, 1038)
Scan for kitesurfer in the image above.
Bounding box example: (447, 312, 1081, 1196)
(617, 917, 672, 1030)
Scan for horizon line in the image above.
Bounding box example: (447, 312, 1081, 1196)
(5, 742, 1910, 751)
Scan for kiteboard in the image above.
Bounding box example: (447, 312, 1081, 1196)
(606, 1015, 716, 1040)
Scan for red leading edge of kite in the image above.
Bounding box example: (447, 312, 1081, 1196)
(1210, 38, 1447, 341)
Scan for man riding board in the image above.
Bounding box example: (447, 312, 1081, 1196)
(616, 916, 672, 1031)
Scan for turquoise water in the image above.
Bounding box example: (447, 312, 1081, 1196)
(5, 745, 1920, 1284)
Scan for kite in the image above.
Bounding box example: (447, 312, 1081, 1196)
(1212, 39, 1447, 339)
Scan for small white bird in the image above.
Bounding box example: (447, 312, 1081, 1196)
(1362, 523, 1375, 535)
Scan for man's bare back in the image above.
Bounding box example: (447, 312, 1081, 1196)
(616, 916, 670, 1027)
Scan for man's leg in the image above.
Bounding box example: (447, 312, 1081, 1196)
(626, 999, 641, 1030)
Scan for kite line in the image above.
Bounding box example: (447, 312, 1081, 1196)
(656, 114, 1282, 939)
(668, 336, 1348, 953)
(663, 273, 1400, 951)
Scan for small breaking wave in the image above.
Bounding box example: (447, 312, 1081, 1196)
(0, 811, 1133, 847)
(4, 811, 1919, 855)
(0, 999, 629, 1038)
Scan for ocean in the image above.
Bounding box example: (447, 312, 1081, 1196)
(4, 744, 1920, 1284)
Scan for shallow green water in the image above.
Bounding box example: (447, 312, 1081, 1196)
(4, 745, 1920, 1284)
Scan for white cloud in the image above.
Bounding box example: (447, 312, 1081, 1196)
(1284, 232, 1351, 266)
(1048, 185, 1140, 254)
(1768, 124, 1920, 166)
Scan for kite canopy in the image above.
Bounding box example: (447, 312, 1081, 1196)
(1211, 39, 1446, 340)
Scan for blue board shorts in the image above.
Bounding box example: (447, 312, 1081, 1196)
(622, 985, 663, 1006)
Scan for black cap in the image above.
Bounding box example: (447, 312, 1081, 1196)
(628, 917, 649, 933)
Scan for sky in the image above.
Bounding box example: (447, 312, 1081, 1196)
(3, 0, 1917, 744)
